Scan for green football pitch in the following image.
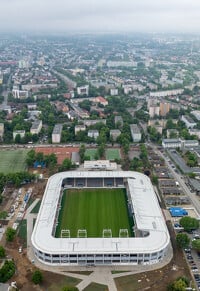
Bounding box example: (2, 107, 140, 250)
(84, 149, 97, 160)
(0, 149, 29, 173)
(56, 188, 133, 238)
(105, 149, 121, 160)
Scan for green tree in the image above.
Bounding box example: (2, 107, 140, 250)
(176, 233, 190, 249)
(14, 134, 22, 144)
(192, 238, 200, 251)
(79, 144, 86, 163)
(32, 270, 43, 284)
(58, 158, 72, 171)
(0, 260, 15, 283)
(0, 246, 5, 258)
(167, 277, 189, 291)
(5, 227, 16, 242)
(151, 175, 158, 186)
(26, 149, 36, 167)
(0, 211, 7, 219)
(179, 216, 199, 232)
(97, 143, 105, 158)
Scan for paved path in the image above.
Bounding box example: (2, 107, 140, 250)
(25, 241, 173, 291)
(25, 198, 40, 260)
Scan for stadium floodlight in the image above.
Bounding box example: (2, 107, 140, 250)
(77, 229, 87, 238)
(119, 229, 129, 238)
(103, 229, 112, 238)
(61, 229, 70, 238)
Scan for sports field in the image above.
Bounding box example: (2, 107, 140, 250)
(105, 149, 121, 160)
(56, 188, 133, 238)
(0, 149, 29, 173)
(84, 149, 98, 160)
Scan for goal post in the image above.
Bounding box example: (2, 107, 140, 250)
(77, 229, 87, 238)
(103, 229, 112, 238)
(119, 229, 129, 238)
(61, 229, 70, 238)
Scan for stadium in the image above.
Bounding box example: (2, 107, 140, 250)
(31, 171, 170, 266)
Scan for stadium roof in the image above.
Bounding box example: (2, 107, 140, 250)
(31, 171, 170, 255)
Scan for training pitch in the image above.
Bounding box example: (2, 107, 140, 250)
(0, 149, 29, 173)
(56, 188, 133, 238)
(105, 149, 121, 160)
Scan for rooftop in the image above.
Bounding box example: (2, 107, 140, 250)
(32, 171, 170, 255)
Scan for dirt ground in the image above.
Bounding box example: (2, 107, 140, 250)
(35, 146, 79, 164)
(4, 221, 193, 291)
(0, 171, 194, 290)
(115, 222, 193, 291)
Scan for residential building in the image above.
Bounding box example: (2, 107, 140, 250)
(67, 110, 78, 120)
(150, 89, 184, 98)
(114, 116, 123, 127)
(110, 88, 118, 96)
(189, 129, 200, 139)
(130, 124, 141, 142)
(13, 130, 25, 140)
(110, 129, 121, 141)
(182, 140, 199, 149)
(52, 124, 63, 143)
(88, 130, 99, 140)
(30, 120, 42, 135)
(162, 138, 198, 149)
(160, 102, 170, 117)
(77, 85, 89, 96)
(149, 106, 160, 118)
(181, 115, 197, 129)
(12, 89, 29, 99)
(162, 139, 181, 149)
(75, 125, 86, 135)
(191, 110, 200, 121)
(83, 119, 106, 127)
(0, 72, 3, 84)
(0, 123, 4, 140)
(95, 96, 108, 106)
(107, 61, 137, 67)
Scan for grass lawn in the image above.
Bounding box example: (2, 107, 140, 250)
(0, 149, 29, 173)
(30, 200, 41, 214)
(85, 149, 98, 160)
(17, 219, 27, 247)
(46, 276, 81, 291)
(83, 282, 108, 291)
(114, 275, 141, 291)
(105, 149, 121, 160)
(56, 188, 133, 238)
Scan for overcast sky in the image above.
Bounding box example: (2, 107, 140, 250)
(0, 0, 200, 33)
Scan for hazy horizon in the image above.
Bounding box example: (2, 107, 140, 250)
(0, 0, 200, 34)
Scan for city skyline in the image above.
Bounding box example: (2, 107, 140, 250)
(0, 0, 200, 34)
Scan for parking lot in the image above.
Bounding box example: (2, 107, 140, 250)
(184, 233, 200, 290)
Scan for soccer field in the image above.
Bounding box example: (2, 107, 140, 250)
(84, 149, 98, 160)
(56, 188, 133, 238)
(105, 149, 121, 160)
(0, 149, 29, 173)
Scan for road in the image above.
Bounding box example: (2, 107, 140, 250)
(152, 144, 200, 217)
(52, 69, 77, 89)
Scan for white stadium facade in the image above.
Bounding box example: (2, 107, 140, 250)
(31, 171, 170, 266)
